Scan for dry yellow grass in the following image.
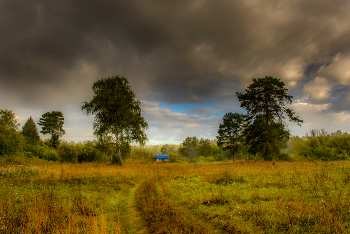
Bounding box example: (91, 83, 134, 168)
(1, 160, 350, 233)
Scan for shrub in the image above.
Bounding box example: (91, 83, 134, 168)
(120, 142, 132, 160)
(169, 152, 178, 162)
(0, 125, 23, 156)
(111, 152, 122, 165)
(276, 152, 292, 161)
(213, 154, 224, 161)
(294, 135, 350, 161)
(58, 143, 78, 163)
(207, 170, 247, 185)
(76, 142, 100, 162)
(23, 143, 59, 161)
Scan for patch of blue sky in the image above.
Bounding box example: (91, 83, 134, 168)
(290, 88, 302, 99)
(158, 102, 216, 115)
(158, 102, 246, 118)
(330, 85, 346, 101)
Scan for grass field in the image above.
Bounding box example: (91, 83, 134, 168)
(1, 159, 350, 233)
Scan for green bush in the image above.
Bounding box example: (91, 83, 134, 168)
(120, 142, 132, 160)
(23, 143, 59, 161)
(294, 135, 350, 161)
(169, 152, 178, 162)
(276, 152, 292, 161)
(111, 152, 122, 165)
(0, 125, 23, 156)
(213, 154, 224, 161)
(75, 142, 100, 162)
(205, 156, 216, 162)
(58, 143, 78, 163)
(208, 170, 247, 185)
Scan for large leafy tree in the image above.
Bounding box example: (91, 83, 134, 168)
(180, 136, 199, 160)
(0, 109, 22, 156)
(38, 111, 65, 148)
(22, 116, 40, 144)
(160, 144, 177, 155)
(0, 109, 19, 130)
(217, 112, 245, 161)
(236, 76, 302, 160)
(199, 138, 213, 157)
(81, 75, 149, 163)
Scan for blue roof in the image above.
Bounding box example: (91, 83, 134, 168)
(156, 155, 169, 159)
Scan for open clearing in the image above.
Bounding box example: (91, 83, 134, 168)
(1, 160, 350, 233)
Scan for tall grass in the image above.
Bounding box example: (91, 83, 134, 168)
(135, 176, 216, 233)
(160, 161, 350, 233)
(0, 160, 148, 233)
(2, 159, 350, 233)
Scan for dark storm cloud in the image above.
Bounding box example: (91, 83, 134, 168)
(327, 85, 350, 113)
(1, 0, 349, 110)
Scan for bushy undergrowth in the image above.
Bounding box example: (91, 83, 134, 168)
(295, 135, 350, 160)
(206, 170, 247, 185)
(0, 125, 23, 156)
(24, 144, 59, 161)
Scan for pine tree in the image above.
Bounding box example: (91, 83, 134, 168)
(38, 111, 65, 148)
(22, 116, 40, 144)
(236, 76, 302, 160)
(217, 112, 245, 161)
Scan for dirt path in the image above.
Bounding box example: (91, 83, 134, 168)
(133, 176, 221, 234)
(125, 179, 147, 233)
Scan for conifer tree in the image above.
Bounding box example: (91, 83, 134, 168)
(22, 116, 40, 144)
(236, 76, 302, 160)
(38, 111, 65, 148)
(217, 112, 245, 161)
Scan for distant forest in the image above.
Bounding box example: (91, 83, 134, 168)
(0, 108, 349, 164)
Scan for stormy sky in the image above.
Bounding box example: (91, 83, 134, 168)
(1, 0, 350, 144)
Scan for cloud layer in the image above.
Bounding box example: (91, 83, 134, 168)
(1, 0, 350, 143)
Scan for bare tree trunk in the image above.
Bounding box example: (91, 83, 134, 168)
(231, 146, 236, 161)
(115, 132, 122, 164)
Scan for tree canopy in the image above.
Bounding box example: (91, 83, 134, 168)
(199, 138, 213, 157)
(180, 136, 199, 160)
(0, 109, 22, 156)
(38, 111, 65, 148)
(81, 75, 149, 163)
(0, 109, 19, 131)
(22, 116, 40, 144)
(236, 76, 302, 160)
(217, 112, 245, 161)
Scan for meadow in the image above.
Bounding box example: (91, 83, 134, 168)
(1, 158, 350, 233)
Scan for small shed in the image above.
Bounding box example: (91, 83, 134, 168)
(155, 155, 169, 162)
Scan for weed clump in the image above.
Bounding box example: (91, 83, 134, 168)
(207, 170, 247, 185)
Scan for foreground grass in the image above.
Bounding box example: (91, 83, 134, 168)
(161, 161, 350, 233)
(0, 160, 154, 233)
(1, 159, 350, 233)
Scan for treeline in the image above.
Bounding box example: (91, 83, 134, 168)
(2, 108, 350, 163)
(0, 108, 236, 164)
(177, 137, 237, 162)
(139, 137, 237, 163)
(0, 109, 130, 164)
(283, 129, 350, 161)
